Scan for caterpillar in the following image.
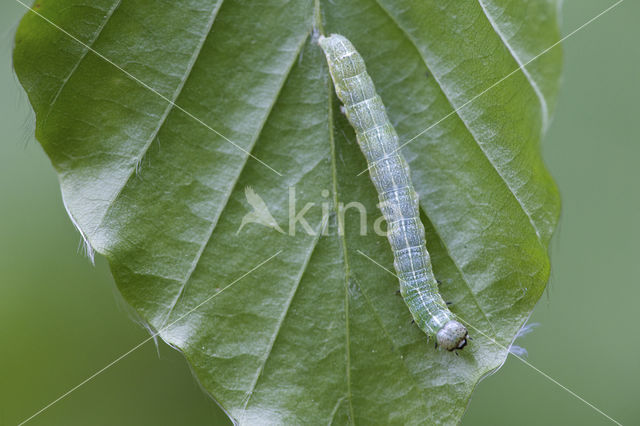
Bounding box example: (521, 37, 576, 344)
(319, 34, 468, 352)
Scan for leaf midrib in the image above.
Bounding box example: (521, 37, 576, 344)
(329, 85, 357, 426)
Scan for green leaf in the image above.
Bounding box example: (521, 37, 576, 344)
(13, 0, 562, 423)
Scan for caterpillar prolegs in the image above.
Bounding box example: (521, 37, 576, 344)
(319, 34, 468, 352)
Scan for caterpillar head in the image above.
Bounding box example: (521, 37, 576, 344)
(436, 320, 468, 351)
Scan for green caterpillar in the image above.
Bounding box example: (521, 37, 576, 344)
(319, 34, 468, 352)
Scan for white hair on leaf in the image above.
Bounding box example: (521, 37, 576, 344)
(509, 322, 540, 358)
(62, 196, 95, 264)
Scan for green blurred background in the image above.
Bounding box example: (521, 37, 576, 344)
(1, 1, 637, 424)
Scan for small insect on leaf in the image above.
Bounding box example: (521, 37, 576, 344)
(318, 34, 468, 352)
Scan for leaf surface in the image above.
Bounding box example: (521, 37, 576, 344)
(13, 0, 562, 423)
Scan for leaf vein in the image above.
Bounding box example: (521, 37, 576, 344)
(46, 0, 122, 111)
(93, 0, 225, 238)
(161, 31, 311, 328)
(476, 0, 550, 130)
(418, 205, 499, 340)
(241, 220, 325, 412)
(352, 275, 432, 411)
(372, 0, 545, 248)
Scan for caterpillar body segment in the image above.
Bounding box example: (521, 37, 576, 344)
(319, 34, 468, 351)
